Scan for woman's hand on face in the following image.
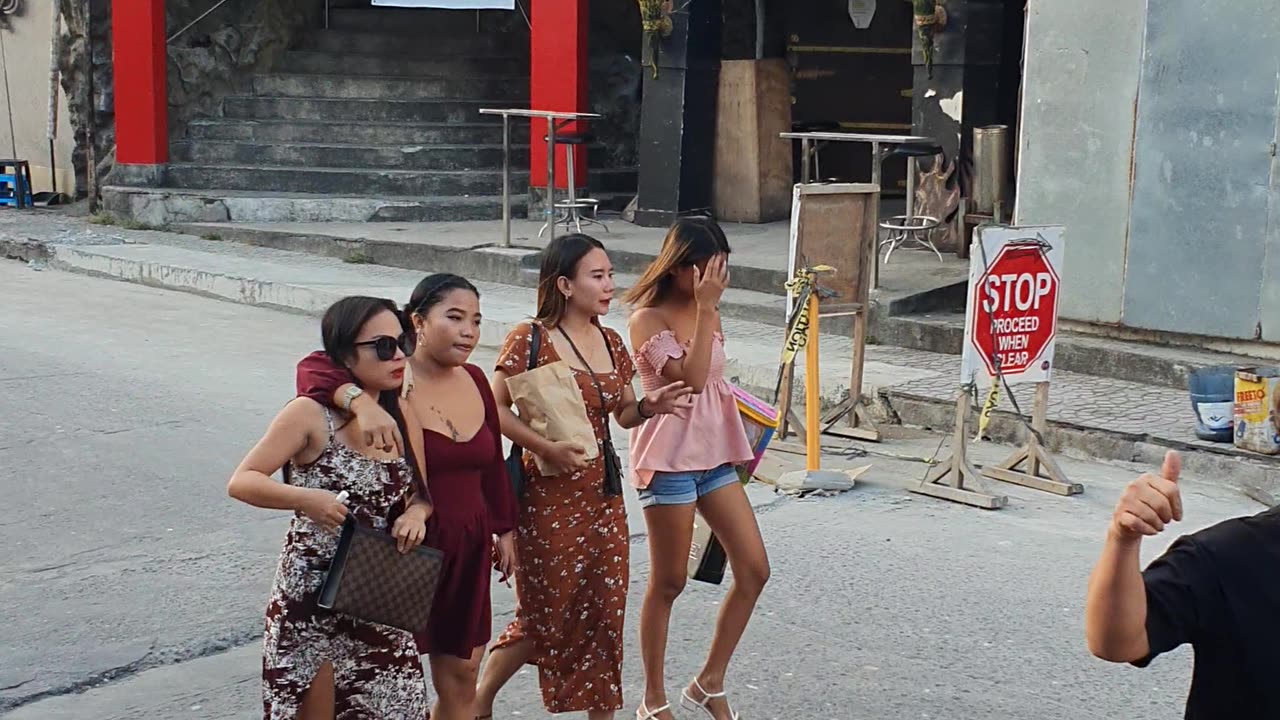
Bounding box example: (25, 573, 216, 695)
(693, 253, 730, 309)
(643, 381, 696, 419)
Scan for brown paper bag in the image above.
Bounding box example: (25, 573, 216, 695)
(505, 360, 600, 474)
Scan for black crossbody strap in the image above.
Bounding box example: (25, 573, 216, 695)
(556, 325, 614, 443)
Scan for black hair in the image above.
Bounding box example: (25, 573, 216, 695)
(534, 233, 607, 328)
(321, 295, 400, 367)
(405, 273, 481, 319)
(287, 295, 428, 501)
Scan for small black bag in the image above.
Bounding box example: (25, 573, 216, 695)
(556, 325, 624, 498)
(505, 324, 541, 498)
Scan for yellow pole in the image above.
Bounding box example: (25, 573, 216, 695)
(805, 290, 821, 471)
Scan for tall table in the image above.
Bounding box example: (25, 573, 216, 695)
(479, 108, 602, 247)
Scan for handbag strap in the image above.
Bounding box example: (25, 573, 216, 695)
(509, 324, 542, 457)
(555, 324, 615, 446)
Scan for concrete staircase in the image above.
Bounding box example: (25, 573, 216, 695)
(105, 6, 636, 225)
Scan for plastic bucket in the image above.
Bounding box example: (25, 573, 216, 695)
(1188, 365, 1236, 442)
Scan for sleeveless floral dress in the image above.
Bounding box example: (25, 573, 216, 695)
(261, 409, 428, 720)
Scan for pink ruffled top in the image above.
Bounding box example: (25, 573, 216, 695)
(629, 329, 755, 489)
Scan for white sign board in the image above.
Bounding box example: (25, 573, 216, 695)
(372, 0, 515, 8)
(960, 225, 1065, 387)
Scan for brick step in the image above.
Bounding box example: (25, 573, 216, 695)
(222, 97, 514, 124)
(162, 163, 637, 197)
(251, 73, 527, 101)
(297, 30, 525, 58)
(278, 50, 527, 78)
(171, 140, 616, 172)
(327, 6, 527, 35)
(187, 119, 530, 146)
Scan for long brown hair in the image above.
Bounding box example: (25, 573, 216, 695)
(534, 233, 607, 328)
(623, 215, 731, 308)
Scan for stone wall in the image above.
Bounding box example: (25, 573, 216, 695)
(55, 0, 316, 199)
(166, 0, 320, 141)
(57, 0, 113, 199)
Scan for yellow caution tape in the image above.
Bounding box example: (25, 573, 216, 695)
(977, 376, 1000, 440)
(780, 265, 835, 367)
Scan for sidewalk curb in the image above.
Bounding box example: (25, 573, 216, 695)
(5, 234, 1275, 507)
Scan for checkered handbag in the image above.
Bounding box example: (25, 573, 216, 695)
(317, 515, 444, 635)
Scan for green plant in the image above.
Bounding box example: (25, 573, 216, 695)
(202, 233, 222, 241)
(638, 0, 675, 79)
(913, 0, 947, 78)
(344, 252, 373, 265)
(88, 213, 116, 226)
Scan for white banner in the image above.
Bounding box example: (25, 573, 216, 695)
(372, 0, 515, 8)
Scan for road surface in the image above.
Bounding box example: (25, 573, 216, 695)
(0, 260, 1262, 718)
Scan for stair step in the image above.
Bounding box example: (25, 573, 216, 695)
(171, 140, 617, 172)
(222, 97, 516, 124)
(327, 6, 527, 34)
(187, 119, 530, 146)
(278, 50, 526, 78)
(251, 73, 527, 101)
(162, 164, 637, 198)
(297, 30, 525, 58)
(102, 185, 525, 224)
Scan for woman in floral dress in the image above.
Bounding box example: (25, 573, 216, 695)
(228, 296, 432, 720)
(473, 234, 693, 720)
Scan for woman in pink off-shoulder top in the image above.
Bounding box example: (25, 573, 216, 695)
(623, 216, 770, 720)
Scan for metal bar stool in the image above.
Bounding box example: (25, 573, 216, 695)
(878, 142, 946, 265)
(539, 132, 607, 237)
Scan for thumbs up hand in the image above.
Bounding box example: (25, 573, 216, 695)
(1111, 451, 1184, 541)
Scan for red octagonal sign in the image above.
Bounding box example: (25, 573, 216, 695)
(971, 244, 1060, 377)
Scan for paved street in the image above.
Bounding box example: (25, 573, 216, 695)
(1, 260, 1265, 719)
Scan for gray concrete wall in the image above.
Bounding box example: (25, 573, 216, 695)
(1014, 0, 1145, 326)
(1125, 0, 1280, 340)
(1018, 0, 1280, 342)
(0, 6, 77, 194)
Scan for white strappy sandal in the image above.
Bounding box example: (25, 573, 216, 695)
(636, 701, 671, 720)
(681, 679, 740, 720)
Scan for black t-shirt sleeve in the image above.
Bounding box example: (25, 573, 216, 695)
(1134, 535, 1223, 667)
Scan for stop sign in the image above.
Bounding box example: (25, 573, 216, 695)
(970, 243, 1060, 377)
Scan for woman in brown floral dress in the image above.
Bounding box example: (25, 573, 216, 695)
(228, 296, 433, 720)
(474, 234, 693, 720)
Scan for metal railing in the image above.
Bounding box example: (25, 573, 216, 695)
(167, 0, 235, 44)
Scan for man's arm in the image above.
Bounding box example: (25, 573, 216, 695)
(1086, 529, 1151, 661)
(1085, 451, 1183, 662)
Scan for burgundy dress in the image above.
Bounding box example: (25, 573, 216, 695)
(297, 354, 517, 659)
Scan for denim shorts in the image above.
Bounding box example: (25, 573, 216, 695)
(638, 463, 739, 508)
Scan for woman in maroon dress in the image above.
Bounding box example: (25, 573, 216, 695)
(296, 275, 517, 720)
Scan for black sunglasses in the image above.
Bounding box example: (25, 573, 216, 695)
(354, 333, 413, 361)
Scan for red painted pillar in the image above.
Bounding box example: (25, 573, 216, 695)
(112, 0, 168, 165)
(530, 0, 588, 192)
